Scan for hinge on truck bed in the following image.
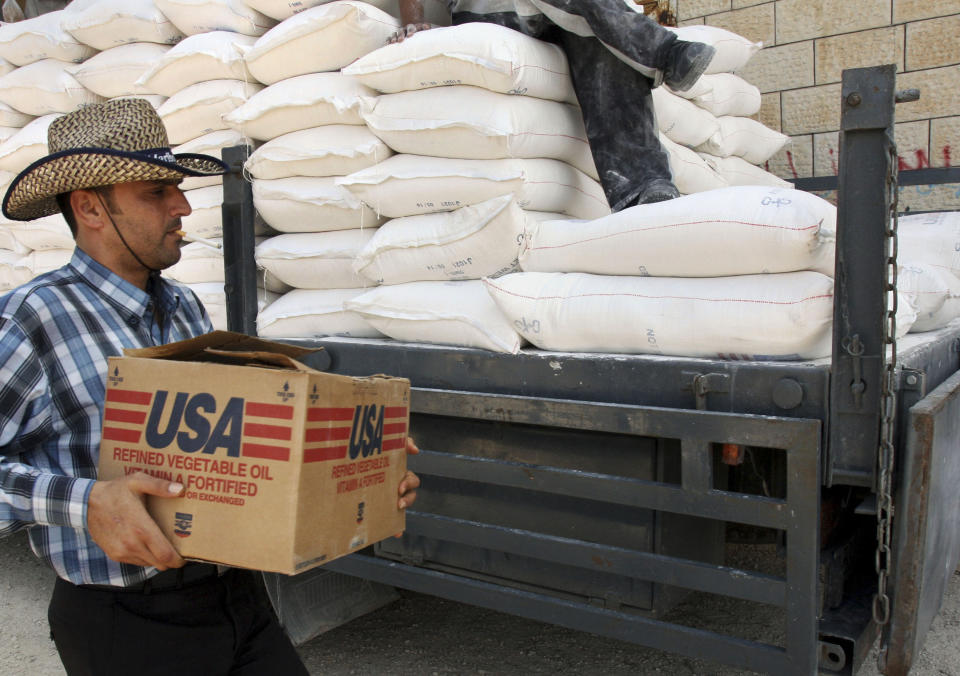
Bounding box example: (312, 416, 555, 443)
(841, 334, 866, 409)
(682, 372, 730, 410)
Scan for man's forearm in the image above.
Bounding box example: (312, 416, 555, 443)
(399, 0, 425, 25)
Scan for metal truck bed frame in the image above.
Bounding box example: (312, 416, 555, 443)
(220, 66, 960, 675)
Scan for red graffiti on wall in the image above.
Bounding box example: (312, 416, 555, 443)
(899, 149, 931, 171)
(765, 145, 953, 179)
(786, 150, 798, 179)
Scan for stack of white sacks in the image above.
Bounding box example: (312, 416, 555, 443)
(274, 18, 612, 352)
(897, 212, 960, 333)
(236, 1, 412, 340)
(0, 4, 100, 290)
(305, 15, 833, 358)
(472, 22, 842, 361)
(0, 0, 283, 326)
(653, 24, 792, 194)
(300, 14, 956, 358)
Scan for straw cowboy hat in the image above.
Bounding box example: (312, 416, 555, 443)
(2, 98, 227, 222)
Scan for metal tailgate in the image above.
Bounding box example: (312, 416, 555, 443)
(883, 369, 960, 674)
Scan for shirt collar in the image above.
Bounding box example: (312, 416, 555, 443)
(68, 248, 180, 322)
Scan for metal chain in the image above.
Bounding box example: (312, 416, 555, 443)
(873, 137, 900, 626)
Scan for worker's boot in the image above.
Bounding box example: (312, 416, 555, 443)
(662, 40, 716, 92)
(635, 179, 681, 205)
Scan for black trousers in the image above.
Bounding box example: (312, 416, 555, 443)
(48, 568, 308, 676)
(455, 0, 676, 211)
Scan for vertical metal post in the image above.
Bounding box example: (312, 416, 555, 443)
(827, 65, 897, 487)
(220, 144, 258, 336)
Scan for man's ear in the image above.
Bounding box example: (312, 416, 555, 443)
(71, 189, 107, 232)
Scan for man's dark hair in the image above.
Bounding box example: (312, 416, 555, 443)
(55, 185, 118, 237)
(55, 193, 77, 236)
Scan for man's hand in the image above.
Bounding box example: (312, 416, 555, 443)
(392, 0, 433, 43)
(87, 472, 186, 570)
(398, 437, 420, 509)
(388, 21, 435, 44)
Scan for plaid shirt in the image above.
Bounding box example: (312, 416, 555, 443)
(0, 248, 212, 586)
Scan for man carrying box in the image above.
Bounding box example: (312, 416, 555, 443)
(0, 98, 421, 675)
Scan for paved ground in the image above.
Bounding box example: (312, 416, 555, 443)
(2, 531, 958, 675)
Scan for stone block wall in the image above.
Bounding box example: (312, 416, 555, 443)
(675, 0, 960, 210)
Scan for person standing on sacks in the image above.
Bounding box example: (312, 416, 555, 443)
(0, 98, 421, 675)
(394, 0, 716, 210)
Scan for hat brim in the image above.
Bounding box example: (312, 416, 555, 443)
(2, 147, 228, 221)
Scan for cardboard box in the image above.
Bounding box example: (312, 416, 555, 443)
(97, 331, 409, 575)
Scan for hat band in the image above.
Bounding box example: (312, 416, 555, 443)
(140, 147, 177, 163)
(39, 145, 185, 168)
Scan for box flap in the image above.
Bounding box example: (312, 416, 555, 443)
(202, 349, 317, 372)
(122, 330, 320, 362)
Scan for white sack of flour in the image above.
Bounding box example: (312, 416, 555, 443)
(253, 176, 384, 233)
(344, 22, 576, 103)
(696, 115, 788, 165)
(62, 0, 185, 50)
(345, 279, 523, 353)
(7, 214, 73, 251)
(668, 25, 762, 74)
(698, 153, 793, 188)
(255, 229, 378, 289)
(658, 133, 728, 195)
(484, 271, 834, 360)
(651, 86, 720, 148)
(257, 287, 384, 339)
(223, 72, 376, 140)
(353, 194, 525, 285)
(245, 0, 450, 23)
(898, 212, 960, 281)
(521, 185, 836, 277)
(0, 114, 60, 174)
(0, 60, 103, 116)
(70, 43, 172, 98)
(136, 31, 256, 97)
(157, 79, 262, 145)
(337, 154, 609, 219)
(244, 125, 390, 179)
(669, 72, 761, 118)
(0, 11, 97, 66)
(244, 1, 398, 84)
(154, 0, 275, 37)
(363, 86, 597, 179)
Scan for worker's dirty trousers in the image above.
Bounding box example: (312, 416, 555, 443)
(453, 0, 678, 211)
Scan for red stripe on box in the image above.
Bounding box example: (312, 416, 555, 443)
(303, 446, 348, 463)
(382, 438, 406, 451)
(107, 389, 152, 406)
(104, 408, 146, 425)
(102, 427, 142, 443)
(241, 443, 290, 461)
(308, 407, 353, 422)
(245, 402, 294, 420)
(385, 406, 408, 419)
(305, 427, 350, 443)
(243, 422, 291, 441)
(383, 422, 406, 436)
